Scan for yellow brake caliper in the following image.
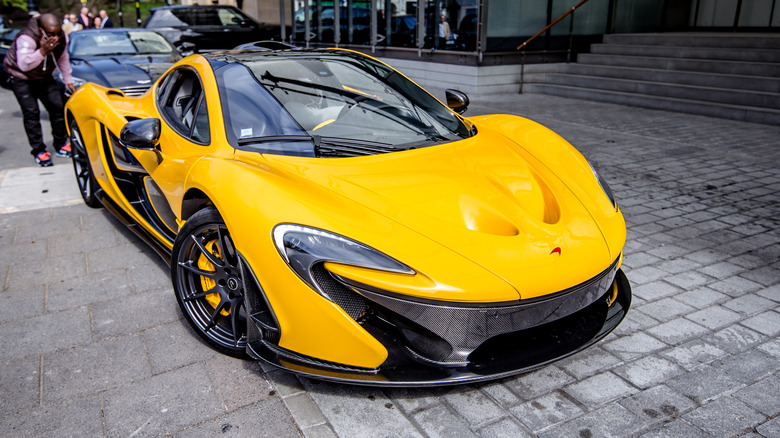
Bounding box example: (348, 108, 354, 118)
(199, 240, 231, 316)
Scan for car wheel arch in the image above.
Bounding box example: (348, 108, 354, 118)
(180, 188, 212, 222)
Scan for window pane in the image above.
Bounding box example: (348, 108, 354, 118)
(191, 98, 210, 144)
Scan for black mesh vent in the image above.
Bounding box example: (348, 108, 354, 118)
(240, 255, 281, 344)
(311, 264, 368, 321)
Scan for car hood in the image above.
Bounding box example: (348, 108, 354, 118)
(261, 124, 617, 300)
(71, 55, 178, 89)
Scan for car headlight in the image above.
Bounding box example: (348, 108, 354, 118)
(589, 161, 618, 211)
(273, 224, 414, 299)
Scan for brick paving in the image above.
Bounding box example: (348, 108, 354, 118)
(1, 87, 778, 437)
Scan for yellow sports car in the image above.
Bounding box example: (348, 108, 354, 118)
(65, 49, 631, 386)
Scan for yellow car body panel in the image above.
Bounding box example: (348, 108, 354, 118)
(259, 124, 620, 300)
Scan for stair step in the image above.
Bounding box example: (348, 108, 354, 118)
(563, 64, 780, 93)
(603, 33, 780, 49)
(538, 74, 779, 109)
(578, 53, 780, 77)
(523, 84, 780, 125)
(591, 43, 780, 63)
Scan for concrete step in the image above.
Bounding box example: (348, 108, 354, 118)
(523, 83, 780, 125)
(603, 33, 780, 49)
(577, 53, 780, 77)
(537, 74, 780, 109)
(562, 64, 780, 93)
(591, 43, 780, 63)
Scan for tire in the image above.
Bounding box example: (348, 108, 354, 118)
(68, 117, 102, 208)
(171, 207, 248, 358)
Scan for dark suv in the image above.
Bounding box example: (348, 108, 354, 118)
(144, 5, 281, 51)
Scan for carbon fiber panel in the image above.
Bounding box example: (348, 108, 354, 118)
(346, 258, 619, 364)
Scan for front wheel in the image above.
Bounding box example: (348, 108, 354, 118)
(68, 117, 101, 208)
(171, 207, 248, 358)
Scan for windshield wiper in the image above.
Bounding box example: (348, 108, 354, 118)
(237, 135, 402, 157)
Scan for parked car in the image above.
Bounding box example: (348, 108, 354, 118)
(64, 48, 631, 386)
(144, 5, 281, 51)
(57, 29, 182, 97)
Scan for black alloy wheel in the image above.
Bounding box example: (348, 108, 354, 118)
(68, 117, 102, 208)
(172, 207, 248, 358)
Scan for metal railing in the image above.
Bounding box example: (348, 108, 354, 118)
(518, 0, 592, 93)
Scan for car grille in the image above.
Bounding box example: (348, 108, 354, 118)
(119, 85, 151, 96)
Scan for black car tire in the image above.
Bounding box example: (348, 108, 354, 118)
(68, 117, 102, 208)
(172, 207, 249, 358)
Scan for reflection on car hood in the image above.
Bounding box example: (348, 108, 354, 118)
(263, 127, 614, 299)
(71, 55, 178, 89)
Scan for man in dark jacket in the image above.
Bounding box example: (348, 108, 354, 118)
(3, 13, 76, 166)
(98, 10, 114, 28)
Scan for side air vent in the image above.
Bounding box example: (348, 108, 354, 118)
(311, 263, 368, 321)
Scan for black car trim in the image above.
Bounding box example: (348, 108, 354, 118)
(96, 189, 172, 264)
(249, 269, 631, 387)
(100, 123, 177, 245)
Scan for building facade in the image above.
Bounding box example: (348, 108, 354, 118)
(203, 0, 777, 93)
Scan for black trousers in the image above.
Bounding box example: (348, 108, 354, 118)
(11, 76, 68, 156)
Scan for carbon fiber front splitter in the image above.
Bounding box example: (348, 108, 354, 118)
(248, 269, 632, 387)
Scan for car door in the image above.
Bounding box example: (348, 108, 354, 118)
(129, 66, 212, 233)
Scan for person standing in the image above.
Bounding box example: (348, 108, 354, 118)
(2, 13, 76, 166)
(438, 14, 451, 49)
(62, 13, 83, 35)
(99, 10, 114, 28)
(78, 7, 92, 29)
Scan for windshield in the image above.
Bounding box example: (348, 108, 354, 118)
(69, 31, 174, 57)
(214, 51, 472, 157)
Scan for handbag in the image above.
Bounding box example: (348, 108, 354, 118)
(0, 68, 12, 90)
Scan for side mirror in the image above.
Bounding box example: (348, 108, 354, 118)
(177, 41, 197, 55)
(445, 89, 469, 114)
(121, 118, 161, 150)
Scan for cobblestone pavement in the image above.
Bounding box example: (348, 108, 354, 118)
(1, 87, 778, 437)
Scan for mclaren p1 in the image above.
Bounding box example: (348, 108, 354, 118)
(64, 48, 631, 386)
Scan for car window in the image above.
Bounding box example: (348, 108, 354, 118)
(158, 68, 209, 144)
(70, 32, 135, 56)
(215, 63, 304, 148)
(70, 31, 174, 57)
(127, 31, 175, 54)
(146, 9, 189, 27)
(216, 8, 247, 26)
(191, 98, 210, 143)
(190, 8, 221, 26)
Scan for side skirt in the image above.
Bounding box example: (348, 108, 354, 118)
(96, 189, 172, 265)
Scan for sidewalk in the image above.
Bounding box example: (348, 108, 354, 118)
(1, 89, 778, 437)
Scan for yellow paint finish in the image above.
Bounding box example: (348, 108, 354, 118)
(185, 156, 390, 367)
(259, 122, 620, 299)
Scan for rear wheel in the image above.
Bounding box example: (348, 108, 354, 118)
(171, 207, 248, 358)
(68, 117, 101, 208)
